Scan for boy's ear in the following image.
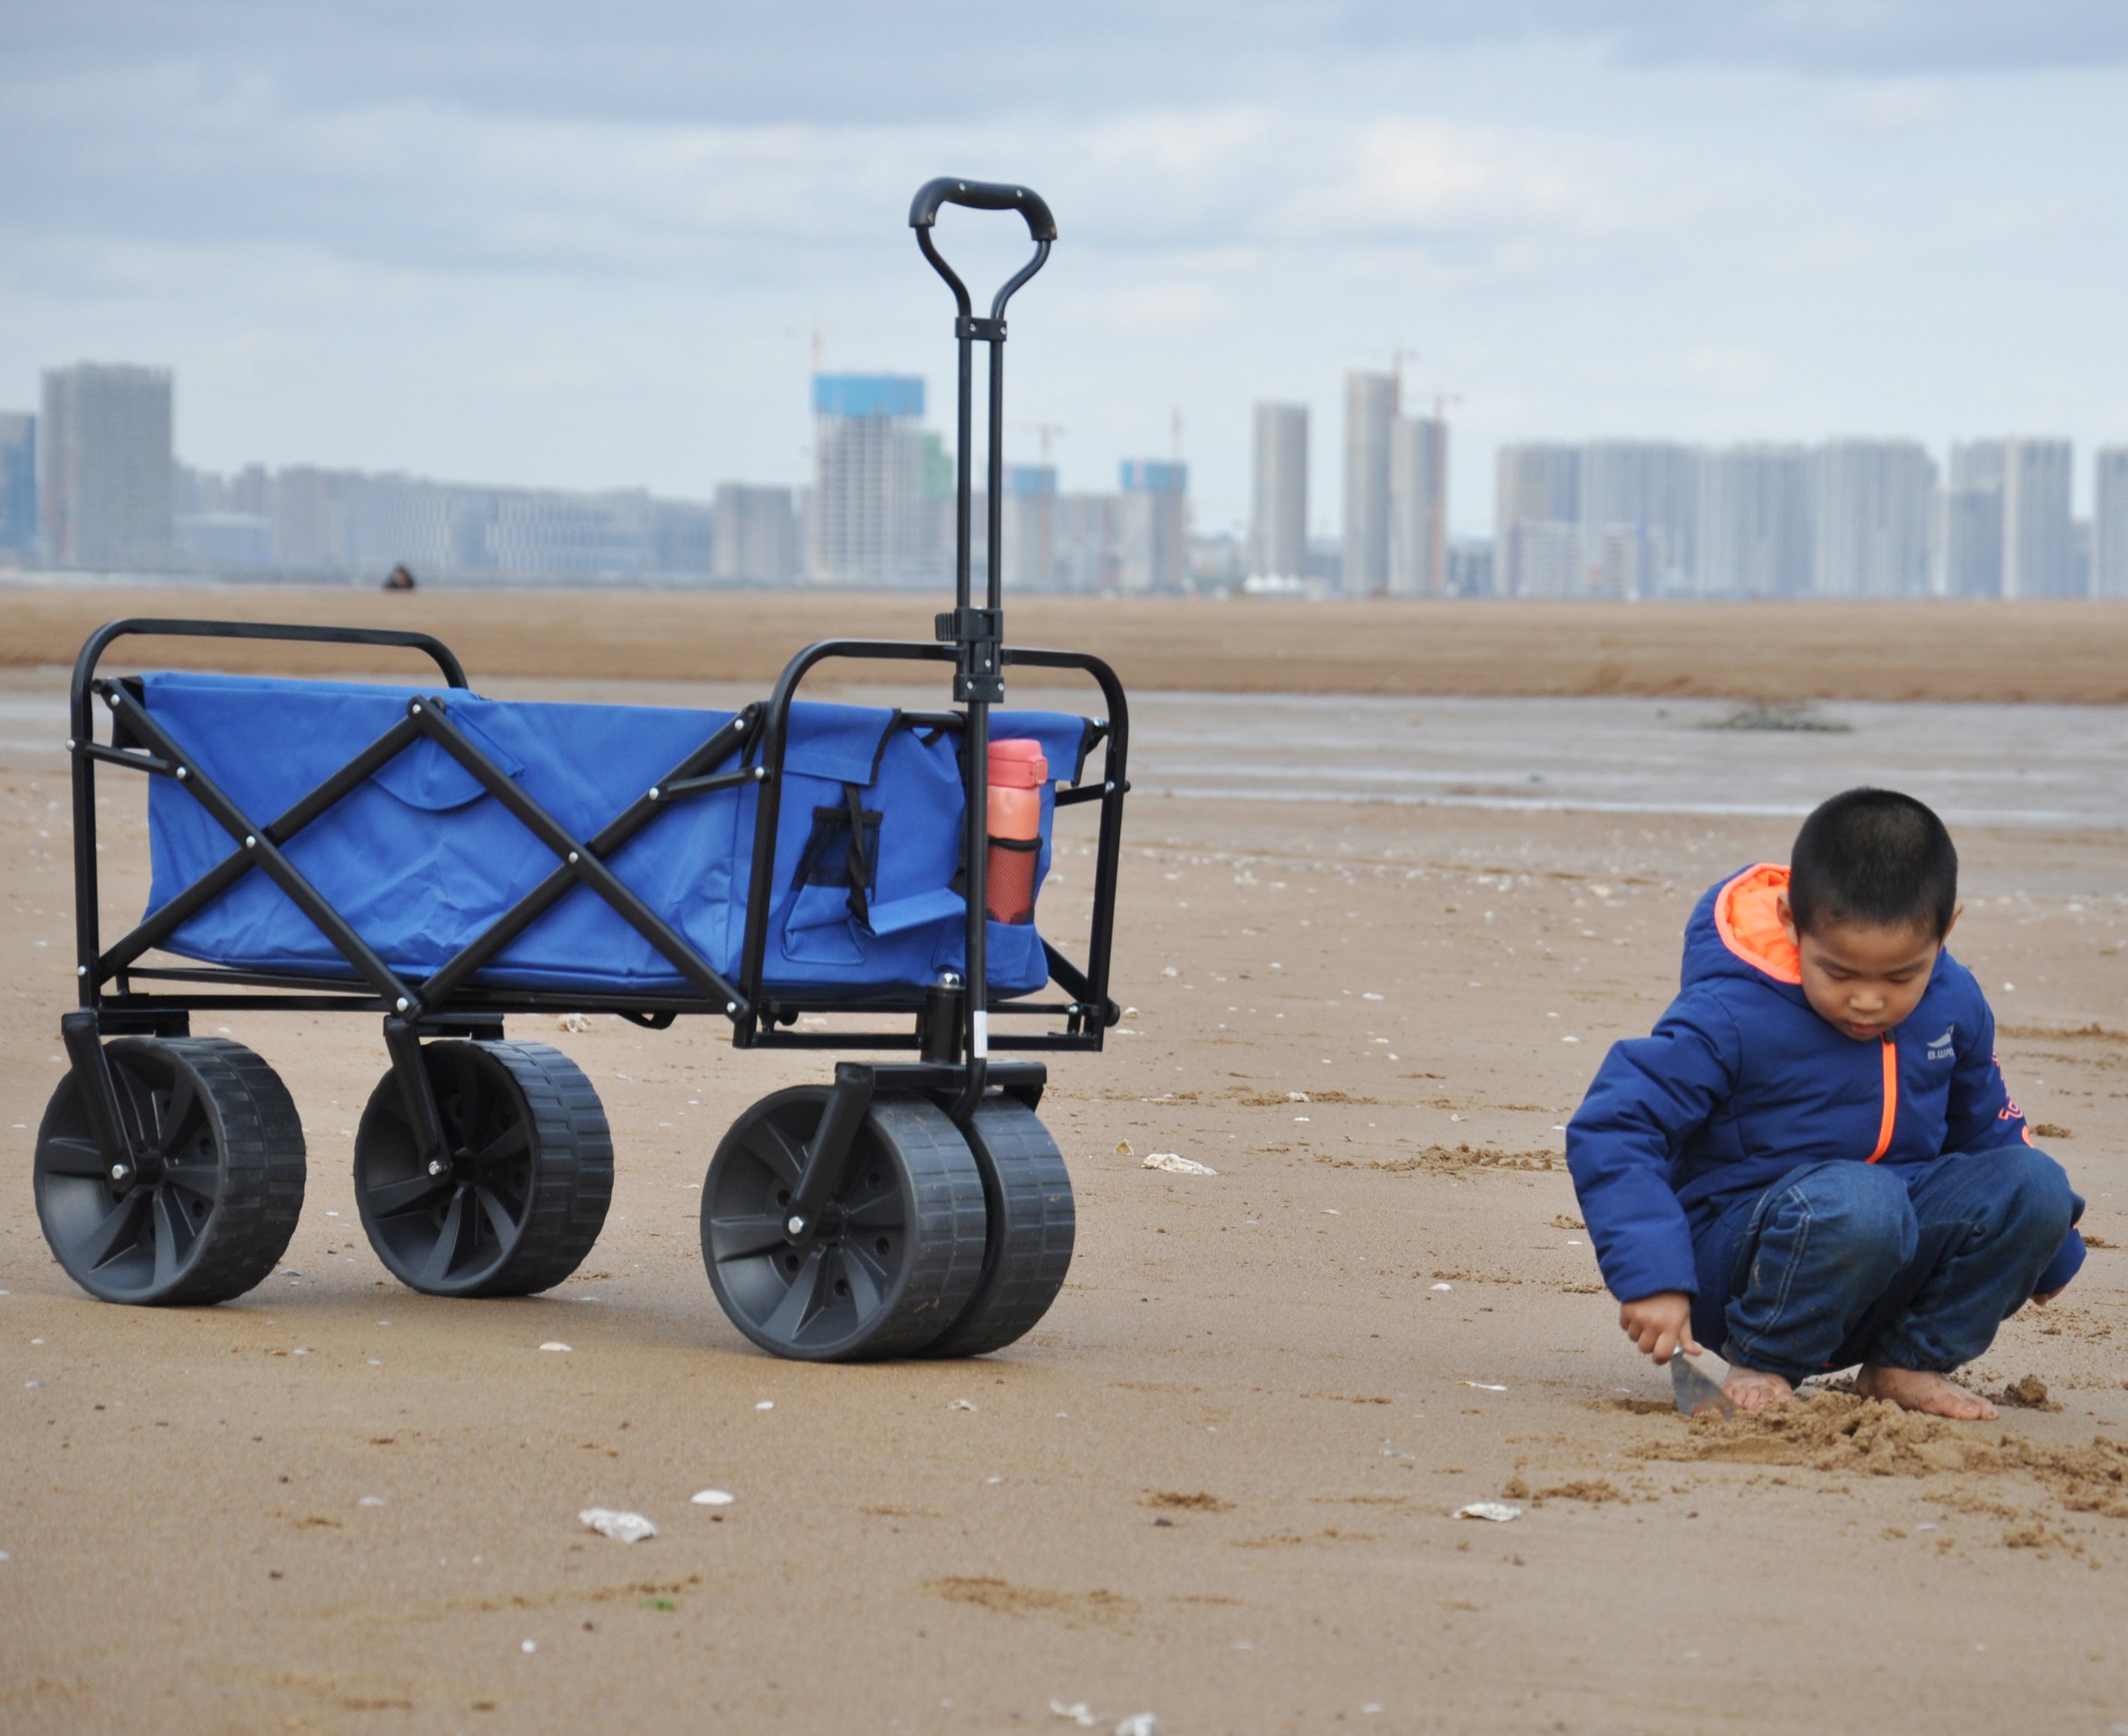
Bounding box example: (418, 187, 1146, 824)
(1777, 889, 1798, 943)
(1941, 901, 1962, 944)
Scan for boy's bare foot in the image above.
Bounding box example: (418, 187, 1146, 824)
(1722, 1366, 1794, 1410)
(1856, 1364, 1999, 1421)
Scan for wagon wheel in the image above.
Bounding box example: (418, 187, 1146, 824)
(921, 1094, 1075, 1358)
(35, 1036, 305, 1306)
(701, 1088, 986, 1361)
(354, 1041, 612, 1298)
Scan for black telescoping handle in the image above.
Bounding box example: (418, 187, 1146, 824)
(907, 177, 1057, 242)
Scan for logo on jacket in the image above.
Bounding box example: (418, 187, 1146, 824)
(1925, 1027, 1955, 1062)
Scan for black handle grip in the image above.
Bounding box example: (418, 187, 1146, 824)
(908, 177, 1057, 242)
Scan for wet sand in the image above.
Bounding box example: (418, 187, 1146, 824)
(2, 649, 2125, 1731)
(8, 582, 2128, 703)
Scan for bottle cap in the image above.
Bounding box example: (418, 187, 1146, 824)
(986, 739, 1048, 788)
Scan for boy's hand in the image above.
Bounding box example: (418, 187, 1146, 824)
(1618, 1291, 1700, 1364)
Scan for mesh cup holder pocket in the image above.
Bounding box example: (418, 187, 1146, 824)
(985, 833, 1041, 924)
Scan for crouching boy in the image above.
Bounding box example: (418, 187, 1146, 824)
(1567, 788, 2084, 1419)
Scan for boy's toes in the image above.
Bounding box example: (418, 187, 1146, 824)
(1722, 1368, 1794, 1410)
(1859, 1364, 1999, 1421)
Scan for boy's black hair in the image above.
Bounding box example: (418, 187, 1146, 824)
(1789, 787, 1958, 938)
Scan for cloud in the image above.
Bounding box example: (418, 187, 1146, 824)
(2, 2, 2123, 535)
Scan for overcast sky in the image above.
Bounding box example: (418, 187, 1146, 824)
(4, 2, 2124, 535)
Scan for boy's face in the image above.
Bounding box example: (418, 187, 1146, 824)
(1777, 893, 1958, 1043)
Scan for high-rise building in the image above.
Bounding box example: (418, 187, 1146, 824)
(712, 484, 799, 583)
(1053, 492, 1118, 593)
(1940, 441, 2006, 597)
(1578, 441, 1698, 598)
(1812, 439, 1936, 597)
(1000, 465, 1057, 591)
(1387, 415, 1448, 597)
(1493, 444, 1580, 596)
(0, 413, 34, 551)
(1446, 537, 1493, 597)
(1695, 445, 1813, 597)
(1117, 460, 1187, 593)
(39, 362, 173, 568)
(1249, 403, 1308, 581)
(810, 374, 935, 586)
(651, 499, 716, 577)
(2001, 438, 2075, 597)
(267, 466, 345, 570)
(1341, 373, 1397, 594)
(2094, 447, 2128, 597)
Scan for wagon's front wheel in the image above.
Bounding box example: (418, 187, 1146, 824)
(354, 1041, 612, 1297)
(920, 1094, 1074, 1358)
(35, 1037, 306, 1305)
(701, 1088, 986, 1361)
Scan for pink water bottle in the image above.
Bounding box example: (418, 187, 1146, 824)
(985, 739, 1047, 924)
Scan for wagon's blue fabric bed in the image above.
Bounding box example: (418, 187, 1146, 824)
(139, 672, 1091, 999)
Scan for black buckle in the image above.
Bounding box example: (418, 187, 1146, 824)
(954, 315, 1006, 342)
(935, 608, 1004, 703)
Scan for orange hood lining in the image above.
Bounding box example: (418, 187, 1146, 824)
(1714, 862, 1803, 985)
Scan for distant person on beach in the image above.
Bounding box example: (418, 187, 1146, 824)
(1567, 788, 2085, 1419)
(383, 564, 417, 591)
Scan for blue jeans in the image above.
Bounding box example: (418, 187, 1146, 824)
(1720, 1147, 2073, 1385)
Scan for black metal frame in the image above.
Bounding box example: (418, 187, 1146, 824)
(65, 612, 1127, 1058)
(57, 175, 1121, 1187)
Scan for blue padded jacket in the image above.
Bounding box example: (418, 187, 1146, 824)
(1567, 863, 2085, 1335)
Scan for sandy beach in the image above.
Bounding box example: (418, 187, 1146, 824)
(8, 583, 2128, 703)
(2, 600, 2123, 1734)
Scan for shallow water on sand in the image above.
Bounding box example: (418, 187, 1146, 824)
(5, 676, 2120, 830)
(1116, 691, 2128, 831)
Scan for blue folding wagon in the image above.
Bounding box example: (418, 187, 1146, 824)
(38, 180, 1129, 1360)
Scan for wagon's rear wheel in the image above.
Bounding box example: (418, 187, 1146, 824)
(701, 1088, 986, 1361)
(35, 1036, 306, 1305)
(354, 1040, 612, 1297)
(920, 1094, 1074, 1358)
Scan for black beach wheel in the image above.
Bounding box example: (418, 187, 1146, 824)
(921, 1094, 1076, 1358)
(354, 1041, 612, 1297)
(35, 1037, 306, 1305)
(701, 1088, 986, 1361)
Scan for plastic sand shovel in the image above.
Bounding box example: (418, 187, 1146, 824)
(1671, 1352, 1736, 1419)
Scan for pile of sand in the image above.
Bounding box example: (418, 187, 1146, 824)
(1633, 1393, 2128, 1516)
(1344, 1140, 1566, 1183)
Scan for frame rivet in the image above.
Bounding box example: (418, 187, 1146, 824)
(785, 1214, 806, 1238)
(725, 1001, 737, 1015)
(567, 851, 579, 865)
(110, 1163, 128, 1182)
(753, 767, 766, 780)
(648, 787, 661, 801)
(411, 703, 423, 715)
(428, 1159, 446, 1177)
(244, 835, 257, 848)
(77, 965, 87, 977)
(65, 738, 76, 751)
(176, 767, 188, 781)
(394, 997, 410, 1012)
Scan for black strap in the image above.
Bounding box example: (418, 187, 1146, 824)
(841, 782, 871, 928)
(867, 710, 902, 785)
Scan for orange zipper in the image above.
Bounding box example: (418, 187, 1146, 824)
(1867, 1033, 1897, 1162)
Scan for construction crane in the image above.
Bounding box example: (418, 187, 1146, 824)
(1013, 422, 1066, 471)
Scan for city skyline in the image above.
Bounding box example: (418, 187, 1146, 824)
(11, 353, 2128, 597)
(4, 7, 2126, 540)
